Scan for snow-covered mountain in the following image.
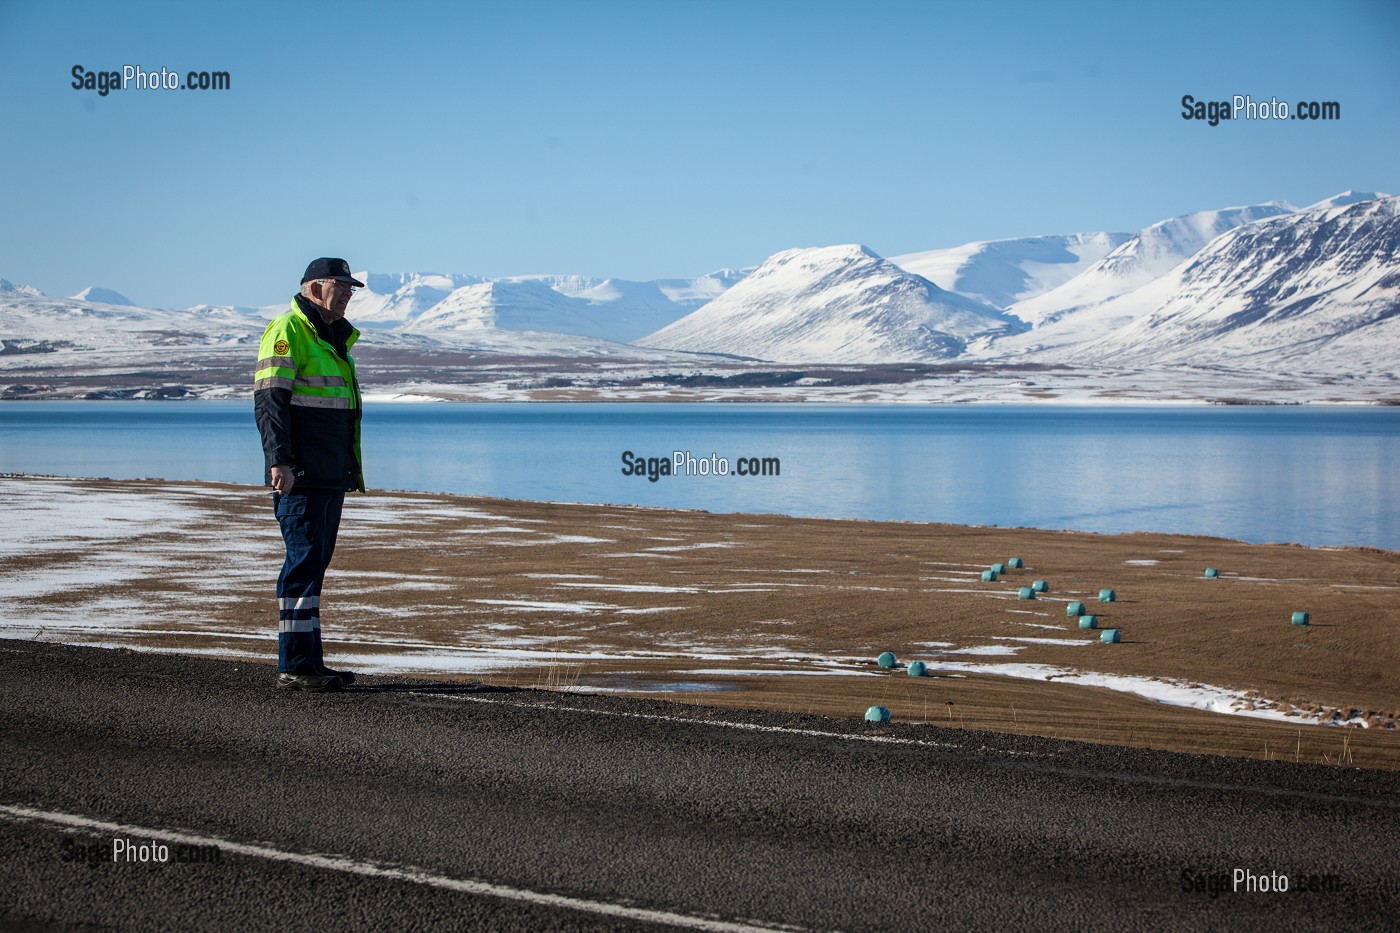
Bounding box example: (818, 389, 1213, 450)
(1009, 201, 1298, 329)
(654, 268, 751, 308)
(1305, 190, 1389, 212)
(404, 280, 611, 339)
(349, 272, 485, 326)
(637, 244, 1026, 363)
(1033, 196, 1400, 372)
(0, 261, 744, 364)
(395, 278, 691, 344)
(345, 269, 735, 341)
(0, 287, 266, 352)
(0, 280, 712, 364)
(571, 279, 705, 340)
(1, 279, 46, 299)
(890, 232, 1130, 309)
(5, 190, 1394, 379)
(70, 287, 135, 306)
(504, 273, 604, 296)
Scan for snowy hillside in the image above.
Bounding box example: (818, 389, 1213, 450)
(637, 244, 1025, 363)
(1009, 201, 1297, 329)
(1036, 196, 1400, 372)
(890, 233, 1129, 309)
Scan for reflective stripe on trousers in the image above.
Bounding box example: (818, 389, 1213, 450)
(273, 490, 344, 674)
(278, 617, 321, 634)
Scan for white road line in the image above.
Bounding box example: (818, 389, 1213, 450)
(0, 804, 804, 933)
(412, 692, 1045, 757)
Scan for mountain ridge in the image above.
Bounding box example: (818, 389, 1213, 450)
(890, 232, 1131, 309)
(637, 244, 1026, 363)
(2, 190, 1393, 375)
(1040, 196, 1400, 373)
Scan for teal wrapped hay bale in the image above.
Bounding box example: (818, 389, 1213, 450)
(1078, 615, 1099, 630)
(1098, 588, 1116, 603)
(1100, 629, 1121, 644)
(907, 660, 928, 677)
(1291, 611, 1310, 626)
(1032, 580, 1049, 593)
(992, 563, 1008, 575)
(1009, 557, 1024, 569)
(876, 651, 898, 668)
(982, 569, 998, 582)
(1204, 568, 1219, 579)
(1018, 587, 1036, 600)
(865, 705, 891, 723)
(1066, 601, 1085, 617)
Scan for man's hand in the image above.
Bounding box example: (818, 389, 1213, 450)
(270, 464, 296, 494)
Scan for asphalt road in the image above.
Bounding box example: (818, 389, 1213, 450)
(2, 639, 1397, 932)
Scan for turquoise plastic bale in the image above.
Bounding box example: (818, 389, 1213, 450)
(1205, 568, 1219, 579)
(1067, 601, 1086, 617)
(992, 563, 1008, 575)
(1009, 557, 1024, 569)
(865, 705, 891, 723)
(1100, 629, 1121, 644)
(982, 569, 997, 582)
(1018, 587, 1036, 600)
(907, 660, 928, 677)
(1099, 588, 1116, 602)
(1032, 580, 1049, 593)
(1291, 611, 1310, 626)
(1078, 615, 1098, 629)
(876, 651, 897, 668)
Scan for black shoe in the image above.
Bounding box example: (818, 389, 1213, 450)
(316, 667, 356, 687)
(276, 672, 344, 692)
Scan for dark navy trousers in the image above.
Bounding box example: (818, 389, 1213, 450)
(273, 489, 345, 674)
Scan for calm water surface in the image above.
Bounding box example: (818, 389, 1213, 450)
(0, 401, 1395, 549)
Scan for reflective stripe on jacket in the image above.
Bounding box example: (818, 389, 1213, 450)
(253, 298, 364, 491)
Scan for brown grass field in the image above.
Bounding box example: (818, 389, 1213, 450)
(4, 475, 1397, 769)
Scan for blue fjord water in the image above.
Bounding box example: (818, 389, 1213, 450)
(0, 401, 1395, 550)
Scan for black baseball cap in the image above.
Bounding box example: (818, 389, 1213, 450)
(301, 257, 365, 287)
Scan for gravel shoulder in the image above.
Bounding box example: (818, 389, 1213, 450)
(3, 474, 1398, 770)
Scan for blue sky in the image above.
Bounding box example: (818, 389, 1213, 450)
(2, 0, 1397, 309)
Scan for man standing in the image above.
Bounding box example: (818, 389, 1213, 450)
(254, 258, 365, 692)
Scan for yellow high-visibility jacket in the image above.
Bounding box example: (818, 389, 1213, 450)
(253, 297, 363, 491)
